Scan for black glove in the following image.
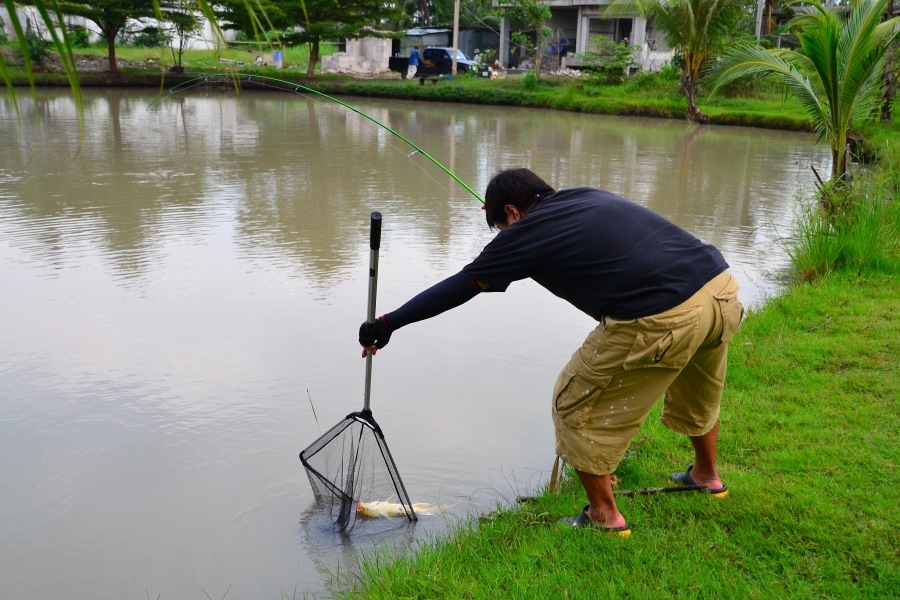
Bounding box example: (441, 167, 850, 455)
(358, 316, 393, 349)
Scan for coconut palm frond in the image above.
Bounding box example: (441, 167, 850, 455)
(838, 0, 898, 125)
(2, 0, 84, 137)
(600, 0, 645, 18)
(38, 1, 83, 134)
(707, 44, 828, 135)
(706, 44, 802, 93)
(3, 0, 35, 120)
(838, 0, 885, 72)
(873, 18, 900, 42)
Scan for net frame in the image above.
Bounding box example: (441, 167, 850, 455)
(299, 212, 418, 531)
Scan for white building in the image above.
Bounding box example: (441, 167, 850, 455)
(495, 1, 675, 71)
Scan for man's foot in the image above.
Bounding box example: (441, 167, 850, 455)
(670, 464, 728, 498)
(557, 505, 631, 536)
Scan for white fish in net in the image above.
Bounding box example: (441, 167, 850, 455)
(356, 500, 436, 518)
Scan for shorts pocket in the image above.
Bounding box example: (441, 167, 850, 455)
(713, 275, 744, 345)
(622, 304, 701, 370)
(553, 361, 612, 428)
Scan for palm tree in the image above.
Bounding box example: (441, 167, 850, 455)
(706, 0, 900, 181)
(638, 0, 745, 122)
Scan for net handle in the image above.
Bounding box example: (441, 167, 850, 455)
(363, 212, 382, 412)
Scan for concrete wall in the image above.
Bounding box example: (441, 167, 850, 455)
(320, 37, 392, 76)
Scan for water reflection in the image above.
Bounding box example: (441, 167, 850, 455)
(0, 88, 830, 599)
(1, 88, 827, 297)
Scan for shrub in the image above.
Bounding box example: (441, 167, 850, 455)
(787, 174, 899, 282)
(578, 36, 639, 85)
(24, 31, 49, 65)
(523, 71, 538, 90)
(68, 26, 91, 49)
(122, 26, 170, 48)
(656, 62, 681, 81)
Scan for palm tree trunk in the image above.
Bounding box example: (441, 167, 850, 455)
(832, 133, 848, 181)
(682, 74, 710, 123)
(763, 0, 773, 36)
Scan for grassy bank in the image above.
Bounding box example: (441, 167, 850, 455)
(2, 46, 813, 131)
(341, 262, 898, 598)
(332, 122, 899, 596)
(335, 73, 813, 131)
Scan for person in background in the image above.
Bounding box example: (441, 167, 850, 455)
(359, 168, 744, 535)
(408, 46, 420, 79)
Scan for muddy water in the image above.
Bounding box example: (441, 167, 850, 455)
(0, 87, 829, 598)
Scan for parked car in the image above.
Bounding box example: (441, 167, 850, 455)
(388, 47, 478, 79)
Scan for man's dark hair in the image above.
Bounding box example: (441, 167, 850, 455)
(484, 168, 556, 229)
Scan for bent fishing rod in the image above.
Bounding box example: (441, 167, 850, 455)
(147, 73, 484, 204)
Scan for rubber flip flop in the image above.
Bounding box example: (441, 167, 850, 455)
(557, 505, 631, 536)
(670, 464, 729, 498)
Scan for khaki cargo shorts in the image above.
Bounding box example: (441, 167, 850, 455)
(552, 271, 744, 475)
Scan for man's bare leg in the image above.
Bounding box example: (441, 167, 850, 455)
(575, 471, 628, 528)
(685, 419, 724, 490)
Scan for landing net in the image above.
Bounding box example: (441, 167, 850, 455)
(300, 409, 416, 531)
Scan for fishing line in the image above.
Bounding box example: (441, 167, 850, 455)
(149, 76, 455, 218)
(231, 76, 459, 201)
(148, 74, 484, 204)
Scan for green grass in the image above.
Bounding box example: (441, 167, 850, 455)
(787, 181, 900, 282)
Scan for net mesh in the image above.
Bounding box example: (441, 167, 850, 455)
(300, 409, 417, 531)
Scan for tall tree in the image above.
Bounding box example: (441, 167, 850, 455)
(637, 0, 747, 122)
(217, 0, 404, 78)
(45, 0, 160, 73)
(160, 0, 203, 72)
(417, 0, 432, 26)
(706, 0, 900, 180)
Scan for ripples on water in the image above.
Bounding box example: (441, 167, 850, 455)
(0, 89, 831, 598)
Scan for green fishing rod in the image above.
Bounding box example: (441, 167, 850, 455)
(148, 73, 484, 204)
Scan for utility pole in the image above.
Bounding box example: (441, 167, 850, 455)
(755, 0, 765, 38)
(452, 0, 460, 75)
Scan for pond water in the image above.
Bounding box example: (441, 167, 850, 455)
(0, 87, 830, 598)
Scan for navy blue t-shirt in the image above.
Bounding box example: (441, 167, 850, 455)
(459, 187, 728, 320)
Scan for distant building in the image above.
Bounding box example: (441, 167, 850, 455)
(493, 1, 675, 71)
